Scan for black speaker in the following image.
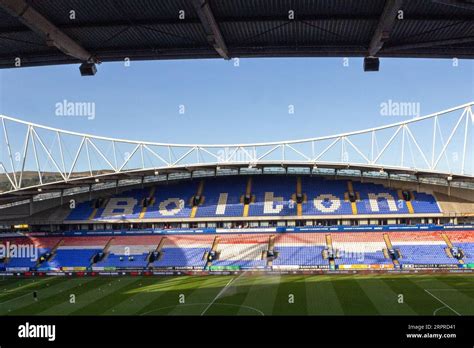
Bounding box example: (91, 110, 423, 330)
(402, 190, 410, 201)
(244, 194, 251, 204)
(348, 192, 356, 203)
(364, 57, 379, 72)
(79, 62, 97, 76)
(296, 193, 303, 204)
(193, 195, 201, 206)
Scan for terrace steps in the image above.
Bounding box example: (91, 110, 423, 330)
(147, 237, 166, 266)
(36, 238, 64, 265)
(242, 177, 253, 217)
(266, 235, 275, 267)
(296, 177, 303, 216)
(441, 233, 465, 264)
(139, 186, 156, 219)
(325, 234, 335, 268)
(383, 234, 400, 266)
(190, 180, 205, 218)
(205, 236, 220, 268)
(398, 190, 414, 214)
(347, 181, 358, 215)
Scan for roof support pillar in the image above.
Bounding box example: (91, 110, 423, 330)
(0, 0, 97, 63)
(368, 0, 404, 57)
(192, 0, 230, 59)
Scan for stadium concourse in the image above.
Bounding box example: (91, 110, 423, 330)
(1, 175, 474, 273)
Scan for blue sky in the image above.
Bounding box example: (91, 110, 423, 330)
(0, 57, 472, 145)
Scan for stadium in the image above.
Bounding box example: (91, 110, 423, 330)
(0, 2, 473, 346)
(1, 101, 473, 317)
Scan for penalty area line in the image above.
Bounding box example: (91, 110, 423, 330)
(424, 289, 461, 316)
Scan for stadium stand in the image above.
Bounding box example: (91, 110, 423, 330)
(195, 177, 247, 218)
(152, 235, 214, 268)
(211, 234, 268, 269)
(272, 233, 328, 267)
(1, 230, 474, 271)
(65, 176, 441, 221)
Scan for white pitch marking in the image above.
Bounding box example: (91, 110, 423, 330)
(200, 277, 236, 316)
(140, 302, 264, 316)
(424, 289, 461, 316)
(200, 272, 247, 316)
(0, 292, 31, 305)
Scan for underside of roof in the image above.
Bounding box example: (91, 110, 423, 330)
(0, 0, 473, 70)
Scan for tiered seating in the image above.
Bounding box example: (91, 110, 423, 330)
(248, 176, 296, 216)
(94, 188, 152, 221)
(66, 202, 95, 221)
(331, 233, 389, 265)
(455, 244, 474, 263)
(152, 235, 214, 268)
(40, 249, 99, 268)
(153, 248, 207, 268)
(195, 177, 246, 217)
(3, 230, 472, 270)
(96, 253, 149, 268)
(272, 246, 327, 266)
(301, 177, 351, 215)
(273, 233, 328, 267)
(353, 182, 408, 214)
(95, 236, 163, 268)
(411, 192, 441, 214)
(38, 236, 109, 269)
(145, 181, 198, 219)
(212, 234, 268, 268)
(389, 232, 457, 264)
(444, 231, 474, 263)
(65, 176, 441, 221)
(1, 236, 61, 269)
(396, 245, 458, 264)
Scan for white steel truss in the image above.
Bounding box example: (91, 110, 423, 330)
(0, 102, 472, 195)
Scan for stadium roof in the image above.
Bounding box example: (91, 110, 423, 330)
(0, 101, 473, 205)
(0, 0, 473, 71)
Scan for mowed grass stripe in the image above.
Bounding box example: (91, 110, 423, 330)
(39, 277, 136, 315)
(236, 275, 281, 315)
(104, 277, 185, 315)
(70, 277, 153, 315)
(305, 275, 344, 315)
(138, 276, 231, 315)
(331, 275, 379, 315)
(167, 276, 236, 315)
(429, 275, 474, 303)
(203, 274, 261, 316)
(27, 278, 111, 315)
(381, 275, 445, 315)
(1, 274, 474, 316)
(0, 277, 65, 302)
(272, 275, 308, 315)
(355, 277, 417, 315)
(2, 277, 99, 315)
(409, 275, 474, 315)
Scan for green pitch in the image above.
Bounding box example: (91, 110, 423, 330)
(1, 274, 474, 316)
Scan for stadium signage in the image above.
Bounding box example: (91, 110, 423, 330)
(18, 322, 56, 341)
(12, 224, 474, 239)
(93, 190, 417, 220)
